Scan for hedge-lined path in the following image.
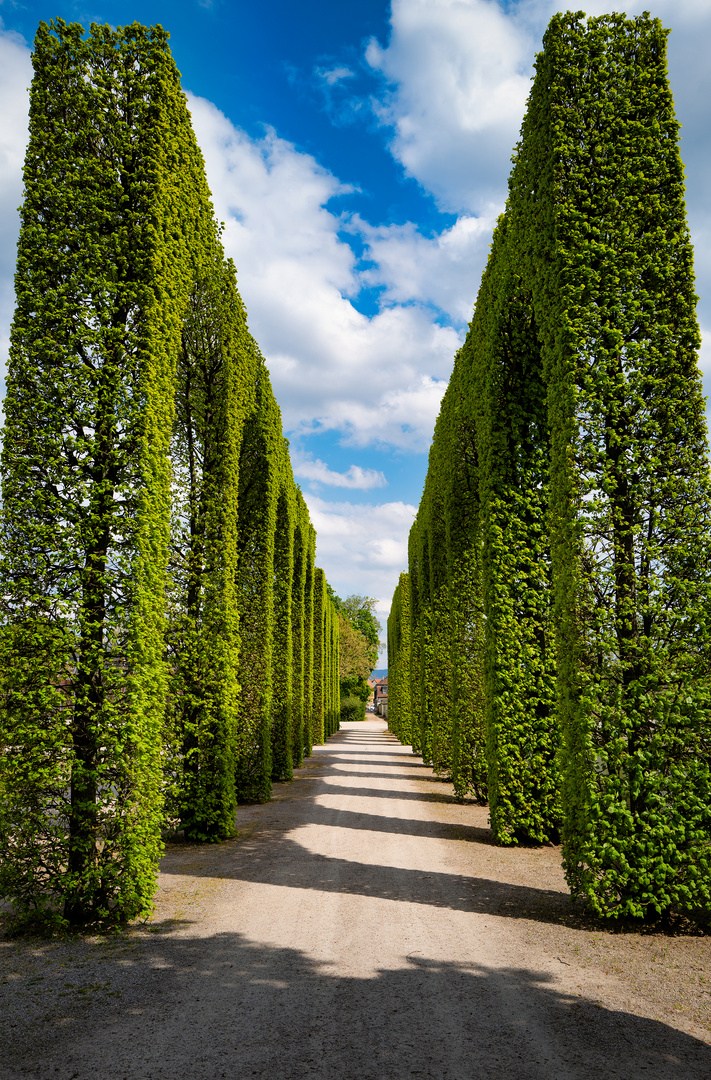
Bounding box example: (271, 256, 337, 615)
(2, 719, 711, 1079)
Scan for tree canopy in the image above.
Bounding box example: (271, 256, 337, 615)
(329, 591, 382, 672)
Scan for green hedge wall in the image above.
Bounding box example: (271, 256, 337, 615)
(387, 574, 413, 746)
(0, 20, 207, 930)
(0, 18, 341, 930)
(168, 254, 248, 843)
(530, 12, 711, 919)
(390, 12, 711, 919)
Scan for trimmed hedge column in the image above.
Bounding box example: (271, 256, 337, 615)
(392, 12, 711, 920)
(519, 13, 711, 918)
(168, 255, 252, 841)
(290, 498, 314, 768)
(387, 574, 413, 746)
(0, 20, 206, 928)
(467, 232, 559, 845)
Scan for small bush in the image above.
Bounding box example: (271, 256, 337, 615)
(340, 696, 366, 722)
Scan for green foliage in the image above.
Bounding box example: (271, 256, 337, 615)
(0, 18, 208, 929)
(339, 595, 382, 671)
(326, 592, 341, 738)
(311, 569, 340, 744)
(290, 498, 314, 769)
(0, 17, 341, 929)
(167, 254, 249, 842)
(338, 612, 372, 682)
(467, 231, 560, 844)
(271, 486, 295, 782)
(391, 12, 711, 919)
(330, 591, 381, 674)
(340, 696, 366, 723)
(524, 12, 711, 918)
(339, 676, 370, 703)
(387, 574, 413, 747)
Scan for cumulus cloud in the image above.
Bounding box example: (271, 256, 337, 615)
(187, 92, 462, 451)
(365, 0, 532, 214)
(364, 0, 711, 329)
(0, 28, 31, 366)
(352, 211, 495, 325)
(0, 33, 473, 459)
(2, 4, 710, 621)
(304, 494, 417, 648)
(292, 452, 387, 490)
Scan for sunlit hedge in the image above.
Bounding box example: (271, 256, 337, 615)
(0, 19, 339, 930)
(389, 12, 711, 920)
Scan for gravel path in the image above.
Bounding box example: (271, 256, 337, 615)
(2, 719, 711, 1079)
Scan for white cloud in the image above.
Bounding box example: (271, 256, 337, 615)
(292, 452, 387, 490)
(0, 38, 469, 461)
(304, 493, 418, 649)
(315, 371, 448, 450)
(0, 29, 31, 366)
(364, 0, 711, 330)
(352, 211, 495, 324)
(315, 65, 355, 86)
(365, 0, 532, 214)
(1, 4, 710, 640)
(187, 92, 462, 451)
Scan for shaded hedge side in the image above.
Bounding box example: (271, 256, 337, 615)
(387, 573, 412, 747)
(389, 12, 711, 920)
(168, 254, 248, 843)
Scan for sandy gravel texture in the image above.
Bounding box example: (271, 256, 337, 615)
(1, 719, 710, 1080)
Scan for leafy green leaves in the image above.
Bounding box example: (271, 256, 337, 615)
(0, 18, 341, 929)
(390, 12, 711, 920)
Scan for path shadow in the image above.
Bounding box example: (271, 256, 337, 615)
(325, 766, 444, 780)
(3, 929, 709, 1079)
(164, 831, 574, 926)
(319, 777, 478, 806)
(289, 795, 495, 844)
(323, 753, 431, 763)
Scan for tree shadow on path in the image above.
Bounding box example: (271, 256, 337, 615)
(3, 929, 710, 1080)
(166, 830, 571, 925)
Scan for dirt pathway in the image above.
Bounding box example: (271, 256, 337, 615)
(2, 720, 711, 1079)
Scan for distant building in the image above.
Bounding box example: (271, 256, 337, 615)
(373, 677, 388, 718)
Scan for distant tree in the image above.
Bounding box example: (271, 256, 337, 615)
(328, 591, 379, 703)
(339, 595, 382, 671)
(337, 612, 371, 681)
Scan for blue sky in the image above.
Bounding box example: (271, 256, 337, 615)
(1, 0, 711, 651)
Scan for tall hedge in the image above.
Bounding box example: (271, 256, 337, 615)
(310, 569, 340, 744)
(391, 12, 711, 919)
(441, 354, 487, 803)
(168, 254, 252, 841)
(290, 497, 314, 768)
(0, 18, 341, 929)
(271, 483, 295, 782)
(525, 13, 711, 918)
(301, 533, 316, 760)
(467, 224, 560, 844)
(311, 569, 327, 747)
(387, 574, 413, 746)
(0, 20, 209, 928)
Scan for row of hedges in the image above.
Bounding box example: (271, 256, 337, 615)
(0, 19, 340, 931)
(389, 12, 711, 921)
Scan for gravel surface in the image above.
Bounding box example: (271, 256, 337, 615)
(1, 719, 710, 1079)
